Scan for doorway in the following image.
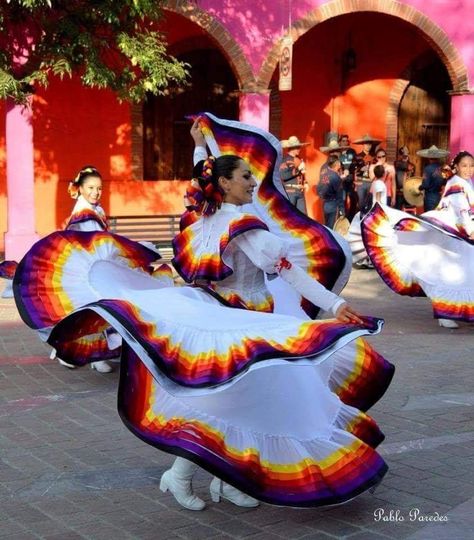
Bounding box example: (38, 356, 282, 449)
(398, 52, 452, 175)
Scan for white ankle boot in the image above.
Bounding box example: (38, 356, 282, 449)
(438, 319, 459, 329)
(50, 348, 76, 369)
(210, 477, 259, 507)
(160, 457, 206, 511)
(90, 360, 113, 373)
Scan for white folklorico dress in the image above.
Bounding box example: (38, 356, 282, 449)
(1, 195, 107, 297)
(361, 175, 474, 322)
(13, 114, 394, 507)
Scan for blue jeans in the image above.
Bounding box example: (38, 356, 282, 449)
(323, 200, 340, 229)
(356, 181, 371, 213)
(287, 191, 307, 214)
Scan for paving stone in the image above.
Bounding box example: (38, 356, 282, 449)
(0, 519, 29, 538)
(260, 521, 314, 539)
(173, 524, 222, 539)
(212, 519, 262, 538)
(307, 517, 361, 537)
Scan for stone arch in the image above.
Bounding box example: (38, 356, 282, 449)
(256, 0, 469, 93)
(164, 0, 257, 91)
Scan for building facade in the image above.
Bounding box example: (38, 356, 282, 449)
(1, 0, 473, 257)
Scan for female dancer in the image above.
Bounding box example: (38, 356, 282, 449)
(1, 166, 108, 299)
(53, 166, 118, 372)
(361, 150, 473, 328)
(0, 260, 16, 298)
(13, 114, 394, 510)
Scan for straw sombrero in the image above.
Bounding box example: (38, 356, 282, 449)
(353, 134, 382, 145)
(319, 139, 344, 153)
(281, 135, 310, 149)
(416, 145, 449, 159)
(333, 215, 351, 237)
(403, 176, 424, 207)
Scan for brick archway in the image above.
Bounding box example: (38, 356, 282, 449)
(256, 0, 469, 93)
(386, 79, 411, 160)
(164, 1, 257, 91)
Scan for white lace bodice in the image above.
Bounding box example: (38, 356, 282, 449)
(178, 203, 344, 315)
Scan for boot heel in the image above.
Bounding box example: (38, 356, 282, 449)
(159, 467, 206, 510)
(159, 472, 169, 493)
(210, 490, 221, 503)
(210, 478, 222, 503)
(209, 477, 259, 507)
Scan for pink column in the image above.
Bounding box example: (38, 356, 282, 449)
(239, 90, 270, 131)
(4, 97, 39, 260)
(450, 93, 474, 155)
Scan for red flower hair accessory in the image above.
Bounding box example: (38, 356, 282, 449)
(68, 182, 80, 199)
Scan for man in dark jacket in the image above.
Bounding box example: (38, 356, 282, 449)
(280, 135, 309, 214)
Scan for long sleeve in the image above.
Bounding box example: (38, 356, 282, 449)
(193, 146, 208, 166)
(235, 229, 345, 315)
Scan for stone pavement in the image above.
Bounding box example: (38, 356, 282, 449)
(0, 269, 473, 540)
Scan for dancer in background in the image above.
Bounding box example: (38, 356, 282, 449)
(0, 260, 17, 298)
(361, 150, 473, 329)
(52, 166, 118, 372)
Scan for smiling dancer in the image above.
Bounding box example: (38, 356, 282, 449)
(361, 150, 473, 329)
(13, 114, 394, 510)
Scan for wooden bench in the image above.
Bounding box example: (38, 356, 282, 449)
(108, 214, 181, 260)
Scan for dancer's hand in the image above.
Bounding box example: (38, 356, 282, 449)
(190, 118, 205, 146)
(335, 303, 364, 325)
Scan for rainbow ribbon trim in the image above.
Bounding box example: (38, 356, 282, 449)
(118, 344, 388, 508)
(48, 296, 384, 387)
(64, 208, 108, 231)
(361, 205, 425, 296)
(0, 260, 18, 280)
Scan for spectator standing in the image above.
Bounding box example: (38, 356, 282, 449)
(394, 146, 416, 209)
(338, 134, 358, 221)
(370, 164, 388, 206)
(280, 135, 309, 214)
(352, 134, 380, 213)
(317, 154, 345, 229)
(416, 145, 450, 211)
(369, 148, 396, 207)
